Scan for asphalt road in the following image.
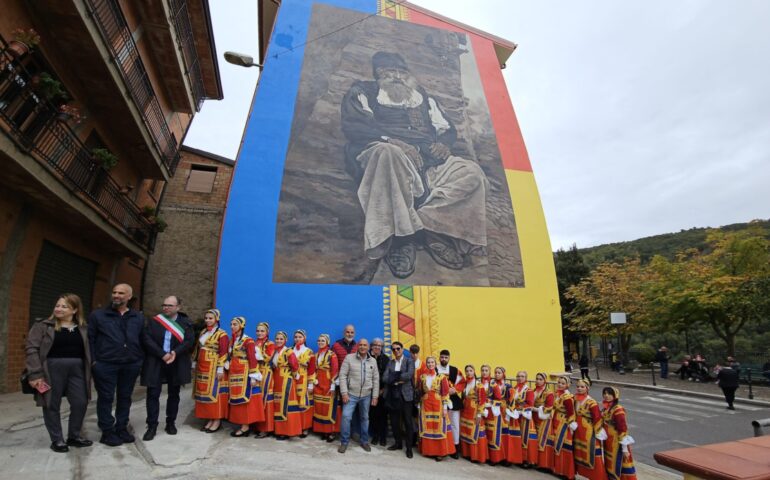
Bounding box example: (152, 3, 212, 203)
(618, 386, 770, 472)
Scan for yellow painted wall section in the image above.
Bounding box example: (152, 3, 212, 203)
(431, 170, 562, 375)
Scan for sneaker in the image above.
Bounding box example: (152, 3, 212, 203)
(338, 444, 347, 454)
(99, 431, 123, 447)
(361, 443, 371, 452)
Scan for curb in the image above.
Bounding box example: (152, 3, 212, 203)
(586, 378, 770, 407)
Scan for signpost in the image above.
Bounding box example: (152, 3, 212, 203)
(611, 313, 627, 374)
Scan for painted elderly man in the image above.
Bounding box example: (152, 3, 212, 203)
(342, 51, 489, 279)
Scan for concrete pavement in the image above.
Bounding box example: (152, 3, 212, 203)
(0, 387, 676, 479)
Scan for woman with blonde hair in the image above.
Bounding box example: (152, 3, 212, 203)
(25, 293, 92, 452)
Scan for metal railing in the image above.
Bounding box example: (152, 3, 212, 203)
(0, 37, 156, 252)
(169, 0, 206, 111)
(85, 0, 180, 174)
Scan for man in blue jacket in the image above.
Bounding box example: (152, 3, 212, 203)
(88, 283, 145, 446)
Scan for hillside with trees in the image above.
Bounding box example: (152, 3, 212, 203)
(554, 219, 770, 366)
(577, 219, 770, 269)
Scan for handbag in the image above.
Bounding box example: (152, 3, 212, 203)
(20, 370, 35, 395)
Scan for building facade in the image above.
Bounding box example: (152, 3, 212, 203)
(0, 0, 222, 391)
(143, 146, 234, 325)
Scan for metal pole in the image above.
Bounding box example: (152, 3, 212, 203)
(617, 328, 625, 375)
(651, 362, 656, 386)
(749, 369, 754, 400)
(595, 361, 600, 381)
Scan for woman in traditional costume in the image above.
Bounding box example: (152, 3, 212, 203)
(533, 372, 555, 470)
(479, 365, 505, 464)
(253, 322, 275, 437)
(416, 356, 455, 461)
(312, 334, 340, 441)
(550, 375, 576, 480)
(193, 309, 229, 432)
(271, 331, 301, 439)
(574, 379, 608, 480)
(601, 387, 637, 480)
(506, 370, 538, 467)
(292, 329, 316, 437)
(456, 365, 488, 463)
(227, 316, 264, 437)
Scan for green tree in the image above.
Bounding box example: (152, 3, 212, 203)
(554, 245, 590, 352)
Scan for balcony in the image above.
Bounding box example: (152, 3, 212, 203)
(85, 0, 180, 175)
(168, 0, 206, 111)
(0, 36, 156, 253)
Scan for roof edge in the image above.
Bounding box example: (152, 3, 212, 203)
(180, 144, 235, 166)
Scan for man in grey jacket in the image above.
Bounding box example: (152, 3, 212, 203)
(382, 341, 415, 458)
(338, 338, 379, 453)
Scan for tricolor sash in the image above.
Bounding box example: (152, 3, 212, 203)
(153, 314, 185, 342)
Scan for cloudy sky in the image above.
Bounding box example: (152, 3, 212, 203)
(184, 0, 770, 250)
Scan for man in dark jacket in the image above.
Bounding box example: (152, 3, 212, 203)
(655, 346, 671, 379)
(88, 283, 145, 447)
(382, 341, 415, 458)
(716, 364, 740, 410)
(368, 337, 390, 446)
(141, 295, 194, 440)
(438, 349, 462, 458)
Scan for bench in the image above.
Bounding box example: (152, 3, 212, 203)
(737, 365, 770, 385)
(654, 435, 770, 479)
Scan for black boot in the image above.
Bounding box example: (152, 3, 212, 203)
(143, 425, 157, 441)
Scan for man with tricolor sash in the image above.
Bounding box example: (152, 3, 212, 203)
(140, 296, 194, 441)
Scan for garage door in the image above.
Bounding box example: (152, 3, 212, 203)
(29, 241, 97, 327)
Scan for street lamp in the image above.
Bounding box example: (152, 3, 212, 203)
(224, 51, 263, 69)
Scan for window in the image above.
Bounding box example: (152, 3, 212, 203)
(186, 164, 217, 193)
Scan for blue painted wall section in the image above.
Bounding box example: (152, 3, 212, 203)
(216, 0, 382, 342)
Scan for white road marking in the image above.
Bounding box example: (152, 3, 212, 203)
(624, 397, 722, 418)
(656, 393, 762, 411)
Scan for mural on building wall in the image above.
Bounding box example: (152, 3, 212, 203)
(216, 0, 563, 374)
(273, 4, 523, 287)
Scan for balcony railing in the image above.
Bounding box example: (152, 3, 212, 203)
(85, 0, 181, 175)
(169, 0, 206, 111)
(0, 37, 156, 252)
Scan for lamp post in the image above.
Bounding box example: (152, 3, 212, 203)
(611, 313, 627, 375)
(224, 51, 263, 69)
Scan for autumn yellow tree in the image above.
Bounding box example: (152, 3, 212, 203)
(565, 257, 653, 358)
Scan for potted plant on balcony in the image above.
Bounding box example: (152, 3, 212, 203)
(57, 104, 84, 125)
(141, 206, 156, 218)
(91, 147, 118, 171)
(8, 28, 41, 58)
(35, 72, 69, 105)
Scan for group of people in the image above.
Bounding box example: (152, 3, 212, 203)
(24, 284, 196, 451)
(25, 283, 637, 479)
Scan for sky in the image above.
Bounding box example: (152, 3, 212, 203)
(184, 0, 770, 250)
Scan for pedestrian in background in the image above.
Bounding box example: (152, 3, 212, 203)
(25, 293, 92, 452)
(655, 346, 670, 379)
(716, 363, 739, 410)
(579, 354, 591, 382)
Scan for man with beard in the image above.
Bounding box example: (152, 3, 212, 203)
(87, 284, 145, 446)
(341, 51, 489, 279)
(437, 349, 462, 458)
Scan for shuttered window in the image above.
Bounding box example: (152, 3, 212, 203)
(29, 241, 97, 327)
(185, 164, 217, 193)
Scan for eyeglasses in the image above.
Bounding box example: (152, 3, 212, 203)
(392, 347, 402, 351)
(161, 304, 177, 307)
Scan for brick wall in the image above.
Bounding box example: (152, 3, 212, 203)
(143, 148, 233, 324)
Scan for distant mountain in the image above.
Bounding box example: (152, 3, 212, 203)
(574, 219, 770, 269)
